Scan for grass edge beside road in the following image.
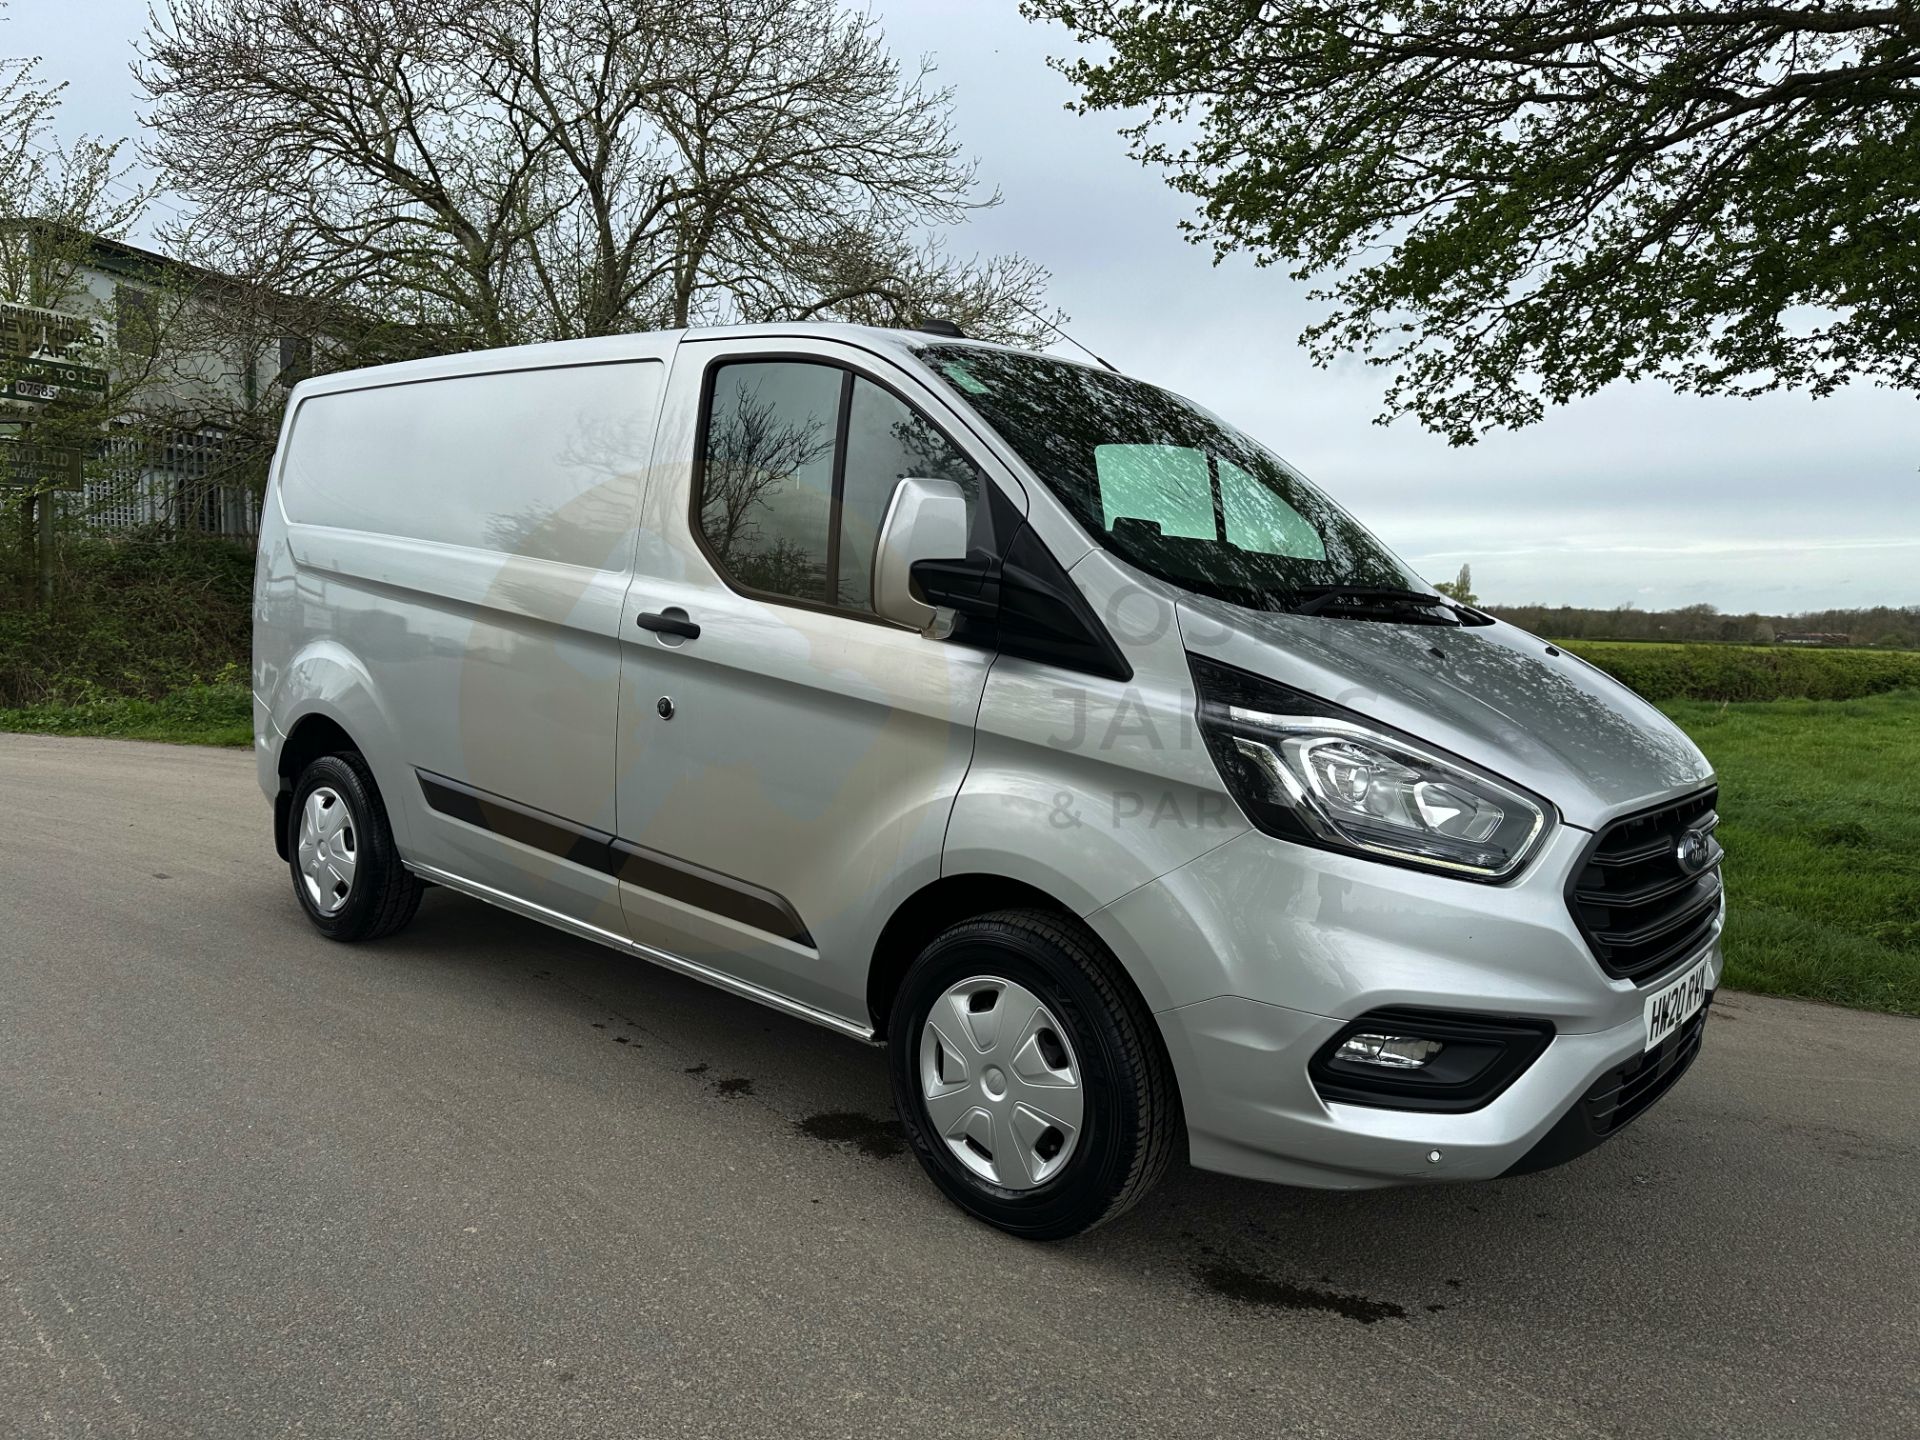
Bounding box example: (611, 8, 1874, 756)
(0, 680, 252, 748)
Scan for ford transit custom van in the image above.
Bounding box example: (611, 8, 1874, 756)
(254, 323, 1722, 1239)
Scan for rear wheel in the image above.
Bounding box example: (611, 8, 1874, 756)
(287, 752, 422, 942)
(888, 909, 1178, 1240)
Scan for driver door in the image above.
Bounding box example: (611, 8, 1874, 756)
(610, 337, 1013, 1029)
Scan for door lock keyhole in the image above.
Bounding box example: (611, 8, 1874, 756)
(656, 696, 674, 720)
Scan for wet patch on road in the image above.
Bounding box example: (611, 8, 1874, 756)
(586, 1014, 640, 1047)
(1194, 1259, 1407, 1325)
(712, 1076, 755, 1098)
(796, 1111, 906, 1159)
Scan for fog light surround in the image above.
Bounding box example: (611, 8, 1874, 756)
(1311, 1008, 1554, 1113)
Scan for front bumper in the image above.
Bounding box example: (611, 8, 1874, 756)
(1154, 977, 1715, 1188)
(1083, 823, 1723, 1189)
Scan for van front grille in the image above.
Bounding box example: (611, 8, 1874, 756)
(1569, 787, 1722, 985)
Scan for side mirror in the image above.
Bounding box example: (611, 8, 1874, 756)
(873, 476, 970, 633)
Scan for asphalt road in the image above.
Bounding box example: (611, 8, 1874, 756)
(2, 734, 1915, 1439)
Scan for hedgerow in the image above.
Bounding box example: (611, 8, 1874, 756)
(1562, 640, 1920, 702)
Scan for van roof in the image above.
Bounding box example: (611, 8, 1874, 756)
(286, 321, 1044, 402)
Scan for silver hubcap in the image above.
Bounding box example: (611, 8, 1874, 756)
(918, 976, 1084, 1191)
(297, 787, 357, 916)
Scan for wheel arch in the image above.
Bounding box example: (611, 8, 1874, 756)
(866, 872, 1170, 1049)
(265, 637, 404, 859)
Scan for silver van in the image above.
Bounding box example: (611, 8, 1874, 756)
(253, 323, 1723, 1238)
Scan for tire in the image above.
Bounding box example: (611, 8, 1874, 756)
(888, 908, 1178, 1241)
(287, 751, 423, 942)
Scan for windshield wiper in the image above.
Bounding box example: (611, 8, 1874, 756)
(1292, 585, 1452, 614)
(1286, 586, 1487, 625)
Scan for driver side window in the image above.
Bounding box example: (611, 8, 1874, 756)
(697, 359, 980, 615)
(836, 378, 980, 612)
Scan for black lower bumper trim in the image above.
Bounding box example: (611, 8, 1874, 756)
(1505, 998, 1710, 1177)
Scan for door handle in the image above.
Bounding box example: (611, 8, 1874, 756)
(636, 610, 701, 641)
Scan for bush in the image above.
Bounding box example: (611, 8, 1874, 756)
(1562, 640, 1920, 703)
(0, 537, 254, 707)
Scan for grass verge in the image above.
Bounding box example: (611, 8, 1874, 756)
(0, 680, 251, 747)
(1667, 690, 1919, 1016)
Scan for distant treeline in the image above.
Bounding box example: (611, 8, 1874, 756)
(1485, 603, 1920, 650)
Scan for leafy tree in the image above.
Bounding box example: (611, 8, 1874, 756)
(0, 15, 149, 312)
(1024, 1, 1920, 443)
(1482, 603, 1919, 648)
(1434, 563, 1476, 605)
(142, 0, 1052, 349)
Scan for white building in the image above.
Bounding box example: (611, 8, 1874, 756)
(2, 223, 336, 543)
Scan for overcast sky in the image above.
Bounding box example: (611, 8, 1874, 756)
(13, 0, 1918, 611)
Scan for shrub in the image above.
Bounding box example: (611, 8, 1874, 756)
(1562, 640, 1920, 702)
(0, 537, 254, 707)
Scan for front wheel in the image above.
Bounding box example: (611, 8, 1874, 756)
(287, 751, 422, 942)
(888, 909, 1178, 1240)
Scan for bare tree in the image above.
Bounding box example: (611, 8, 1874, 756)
(139, 0, 1053, 349)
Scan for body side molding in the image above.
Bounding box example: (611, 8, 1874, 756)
(414, 769, 816, 948)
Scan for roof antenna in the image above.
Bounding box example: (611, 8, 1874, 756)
(1015, 301, 1123, 375)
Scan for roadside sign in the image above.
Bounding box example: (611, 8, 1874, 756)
(1, 355, 110, 402)
(0, 435, 84, 491)
(0, 302, 109, 409)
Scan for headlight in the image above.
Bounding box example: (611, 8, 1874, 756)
(1192, 656, 1551, 880)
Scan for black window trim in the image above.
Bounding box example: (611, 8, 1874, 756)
(688, 349, 996, 629)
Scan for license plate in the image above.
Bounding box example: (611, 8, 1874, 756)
(1643, 954, 1710, 1052)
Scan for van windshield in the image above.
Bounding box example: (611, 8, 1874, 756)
(919, 344, 1447, 618)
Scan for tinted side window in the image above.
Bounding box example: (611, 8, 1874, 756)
(837, 378, 981, 611)
(697, 361, 982, 614)
(698, 362, 841, 603)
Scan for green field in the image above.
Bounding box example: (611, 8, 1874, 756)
(1663, 691, 1919, 1015)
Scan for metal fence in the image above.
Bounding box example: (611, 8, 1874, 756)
(76, 427, 260, 542)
